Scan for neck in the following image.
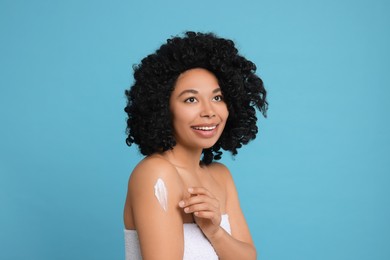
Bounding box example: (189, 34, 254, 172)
(162, 144, 204, 171)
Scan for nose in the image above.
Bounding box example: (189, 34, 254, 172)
(200, 101, 216, 118)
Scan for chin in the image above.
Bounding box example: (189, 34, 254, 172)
(199, 139, 219, 149)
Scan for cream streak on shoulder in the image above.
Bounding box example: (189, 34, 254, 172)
(154, 178, 168, 212)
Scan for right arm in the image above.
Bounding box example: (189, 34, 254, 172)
(127, 157, 185, 260)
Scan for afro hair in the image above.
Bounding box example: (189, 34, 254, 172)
(124, 31, 267, 164)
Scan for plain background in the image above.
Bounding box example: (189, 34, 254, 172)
(1, 0, 389, 259)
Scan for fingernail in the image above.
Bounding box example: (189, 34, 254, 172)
(184, 207, 189, 213)
(188, 187, 193, 193)
(179, 201, 185, 207)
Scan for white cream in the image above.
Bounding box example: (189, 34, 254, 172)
(154, 178, 168, 212)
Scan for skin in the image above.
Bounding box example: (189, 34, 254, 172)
(123, 68, 256, 259)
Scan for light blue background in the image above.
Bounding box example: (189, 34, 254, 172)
(1, 0, 389, 259)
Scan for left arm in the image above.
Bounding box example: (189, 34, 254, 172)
(179, 165, 256, 260)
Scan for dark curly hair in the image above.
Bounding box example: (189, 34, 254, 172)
(124, 31, 267, 165)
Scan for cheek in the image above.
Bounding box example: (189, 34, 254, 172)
(225, 106, 229, 118)
(220, 105, 229, 120)
(171, 107, 193, 129)
(175, 107, 197, 121)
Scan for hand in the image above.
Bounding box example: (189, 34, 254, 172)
(179, 187, 222, 239)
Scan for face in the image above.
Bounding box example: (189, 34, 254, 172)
(169, 68, 229, 150)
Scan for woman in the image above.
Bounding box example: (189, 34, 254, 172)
(123, 31, 267, 259)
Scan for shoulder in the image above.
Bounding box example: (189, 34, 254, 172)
(129, 155, 183, 194)
(207, 162, 238, 203)
(128, 155, 184, 209)
(207, 162, 234, 184)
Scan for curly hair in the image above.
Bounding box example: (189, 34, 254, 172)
(124, 31, 267, 165)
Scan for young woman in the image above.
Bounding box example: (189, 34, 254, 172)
(123, 31, 267, 260)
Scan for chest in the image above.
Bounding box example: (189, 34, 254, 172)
(176, 168, 227, 214)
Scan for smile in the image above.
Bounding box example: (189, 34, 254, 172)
(191, 125, 217, 131)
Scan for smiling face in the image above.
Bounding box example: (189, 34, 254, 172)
(169, 68, 229, 151)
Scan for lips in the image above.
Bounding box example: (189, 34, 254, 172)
(191, 125, 217, 131)
(191, 124, 219, 138)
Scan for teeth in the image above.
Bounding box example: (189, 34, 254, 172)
(193, 126, 216, 131)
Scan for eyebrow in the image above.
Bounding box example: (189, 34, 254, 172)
(177, 87, 222, 97)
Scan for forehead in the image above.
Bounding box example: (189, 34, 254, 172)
(173, 68, 219, 92)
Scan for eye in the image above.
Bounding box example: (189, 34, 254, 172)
(213, 95, 224, 102)
(184, 97, 197, 103)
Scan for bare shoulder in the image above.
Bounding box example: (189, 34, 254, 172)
(125, 154, 185, 222)
(207, 162, 234, 184)
(129, 155, 182, 188)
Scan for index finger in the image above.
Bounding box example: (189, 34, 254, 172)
(188, 187, 214, 198)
